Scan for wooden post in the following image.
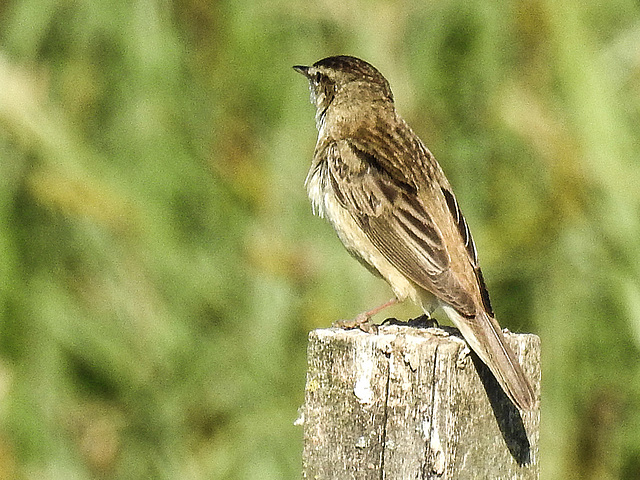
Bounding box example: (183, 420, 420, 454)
(301, 324, 540, 479)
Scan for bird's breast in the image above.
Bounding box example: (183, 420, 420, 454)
(305, 160, 424, 306)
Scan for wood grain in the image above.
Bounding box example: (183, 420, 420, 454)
(302, 325, 540, 479)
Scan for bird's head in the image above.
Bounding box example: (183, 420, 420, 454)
(294, 56, 393, 124)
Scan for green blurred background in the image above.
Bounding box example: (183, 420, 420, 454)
(0, 0, 639, 478)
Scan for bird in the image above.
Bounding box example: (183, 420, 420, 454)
(293, 55, 535, 411)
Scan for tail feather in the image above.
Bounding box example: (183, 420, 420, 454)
(442, 305, 536, 411)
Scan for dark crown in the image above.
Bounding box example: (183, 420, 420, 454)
(313, 56, 393, 100)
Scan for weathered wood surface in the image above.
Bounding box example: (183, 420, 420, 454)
(302, 325, 540, 479)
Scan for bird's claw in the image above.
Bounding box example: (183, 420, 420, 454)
(333, 313, 378, 334)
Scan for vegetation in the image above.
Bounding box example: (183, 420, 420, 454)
(0, 1, 639, 478)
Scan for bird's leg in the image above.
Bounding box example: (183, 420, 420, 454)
(363, 297, 399, 318)
(333, 298, 398, 332)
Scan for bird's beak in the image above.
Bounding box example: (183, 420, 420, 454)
(293, 65, 311, 77)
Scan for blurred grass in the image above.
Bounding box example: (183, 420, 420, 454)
(0, 0, 639, 478)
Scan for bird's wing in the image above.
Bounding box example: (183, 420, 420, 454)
(320, 123, 535, 410)
(322, 133, 479, 317)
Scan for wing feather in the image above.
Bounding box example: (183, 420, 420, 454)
(324, 134, 478, 316)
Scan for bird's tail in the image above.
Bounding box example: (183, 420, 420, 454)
(442, 305, 536, 411)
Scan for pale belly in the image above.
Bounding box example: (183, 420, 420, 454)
(307, 170, 437, 312)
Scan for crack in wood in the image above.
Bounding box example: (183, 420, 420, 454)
(379, 351, 392, 480)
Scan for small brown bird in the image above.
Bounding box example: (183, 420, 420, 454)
(294, 55, 535, 411)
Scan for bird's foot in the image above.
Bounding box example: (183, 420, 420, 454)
(333, 298, 399, 334)
(409, 314, 439, 328)
(333, 313, 377, 334)
(380, 313, 439, 328)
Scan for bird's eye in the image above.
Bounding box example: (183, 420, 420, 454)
(313, 72, 322, 84)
